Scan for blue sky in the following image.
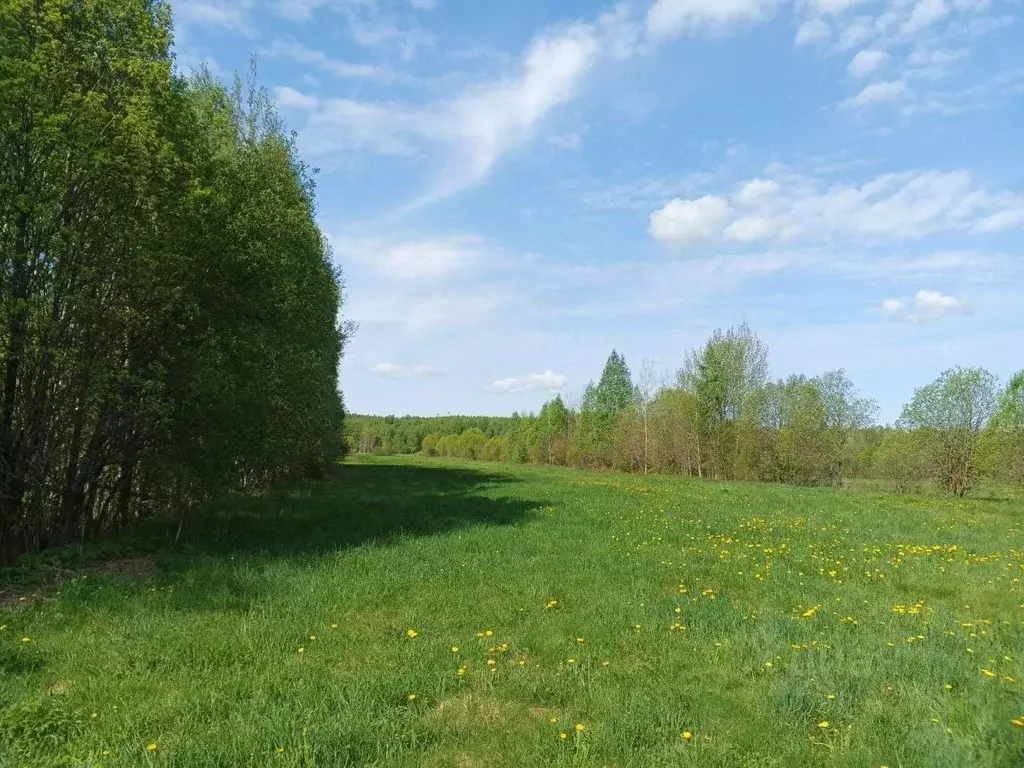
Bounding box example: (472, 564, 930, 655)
(171, 0, 1024, 423)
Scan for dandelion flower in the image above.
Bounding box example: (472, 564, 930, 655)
(451, 646, 459, 653)
(276, 746, 285, 754)
(681, 731, 693, 741)
(1010, 717, 1024, 727)
(146, 743, 158, 752)
(559, 732, 568, 741)
(297, 647, 304, 654)
(549, 717, 558, 724)
(21, 637, 31, 643)
(818, 721, 829, 728)
(407, 694, 417, 701)
(406, 629, 418, 639)
(575, 723, 585, 733)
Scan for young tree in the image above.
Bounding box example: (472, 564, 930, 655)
(537, 396, 569, 464)
(898, 367, 999, 496)
(575, 350, 634, 467)
(679, 322, 769, 479)
(980, 371, 1024, 486)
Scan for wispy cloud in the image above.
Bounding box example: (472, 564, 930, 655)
(488, 370, 567, 394)
(369, 362, 443, 378)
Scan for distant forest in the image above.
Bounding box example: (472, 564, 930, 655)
(348, 322, 1023, 497)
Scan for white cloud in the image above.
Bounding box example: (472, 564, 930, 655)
(275, 86, 320, 111)
(282, 22, 601, 203)
(904, 0, 951, 33)
(647, 0, 778, 40)
(882, 289, 968, 322)
(410, 0, 436, 9)
(805, 0, 872, 14)
(974, 208, 1024, 233)
(262, 38, 392, 81)
(848, 49, 889, 77)
(841, 79, 909, 110)
(488, 370, 567, 394)
(649, 168, 1024, 249)
(175, 0, 255, 35)
(332, 234, 483, 280)
(881, 298, 906, 316)
(649, 195, 733, 248)
(795, 19, 832, 46)
(273, 0, 328, 22)
(737, 178, 781, 206)
(369, 363, 442, 378)
(836, 15, 875, 50)
(724, 216, 780, 242)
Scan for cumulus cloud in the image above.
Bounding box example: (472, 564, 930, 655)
(649, 168, 1024, 250)
(882, 289, 969, 322)
(488, 370, 567, 394)
(847, 49, 889, 78)
(369, 363, 442, 378)
(649, 195, 733, 248)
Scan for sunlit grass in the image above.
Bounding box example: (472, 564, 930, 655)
(1, 455, 1022, 766)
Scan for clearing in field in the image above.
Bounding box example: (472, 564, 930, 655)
(1, 455, 1022, 767)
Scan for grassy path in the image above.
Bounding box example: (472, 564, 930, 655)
(1, 455, 1022, 766)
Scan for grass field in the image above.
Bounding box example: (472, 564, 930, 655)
(1, 455, 1023, 767)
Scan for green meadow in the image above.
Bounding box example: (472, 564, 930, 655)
(1, 455, 1022, 767)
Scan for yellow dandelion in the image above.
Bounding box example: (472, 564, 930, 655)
(1010, 717, 1024, 727)
(818, 721, 829, 728)
(330, 623, 338, 629)
(309, 634, 316, 641)
(146, 743, 158, 752)
(485, 630, 493, 637)
(21, 637, 31, 643)
(276, 746, 285, 754)
(681, 731, 693, 741)
(574, 723, 585, 733)
(297, 647, 304, 654)
(549, 717, 558, 724)
(406, 629, 419, 638)
(457, 666, 467, 676)
(559, 732, 568, 741)
(980, 668, 997, 679)
(451, 646, 459, 653)
(943, 684, 953, 690)
(407, 693, 417, 701)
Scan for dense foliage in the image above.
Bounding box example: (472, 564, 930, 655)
(358, 324, 1021, 496)
(0, 0, 346, 564)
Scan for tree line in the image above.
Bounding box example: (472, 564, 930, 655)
(362, 323, 1023, 496)
(0, 0, 347, 564)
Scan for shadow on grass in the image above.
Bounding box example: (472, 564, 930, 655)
(0, 460, 546, 620)
(173, 459, 542, 558)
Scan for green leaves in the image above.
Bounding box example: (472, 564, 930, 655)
(0, 1, 345, 562)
